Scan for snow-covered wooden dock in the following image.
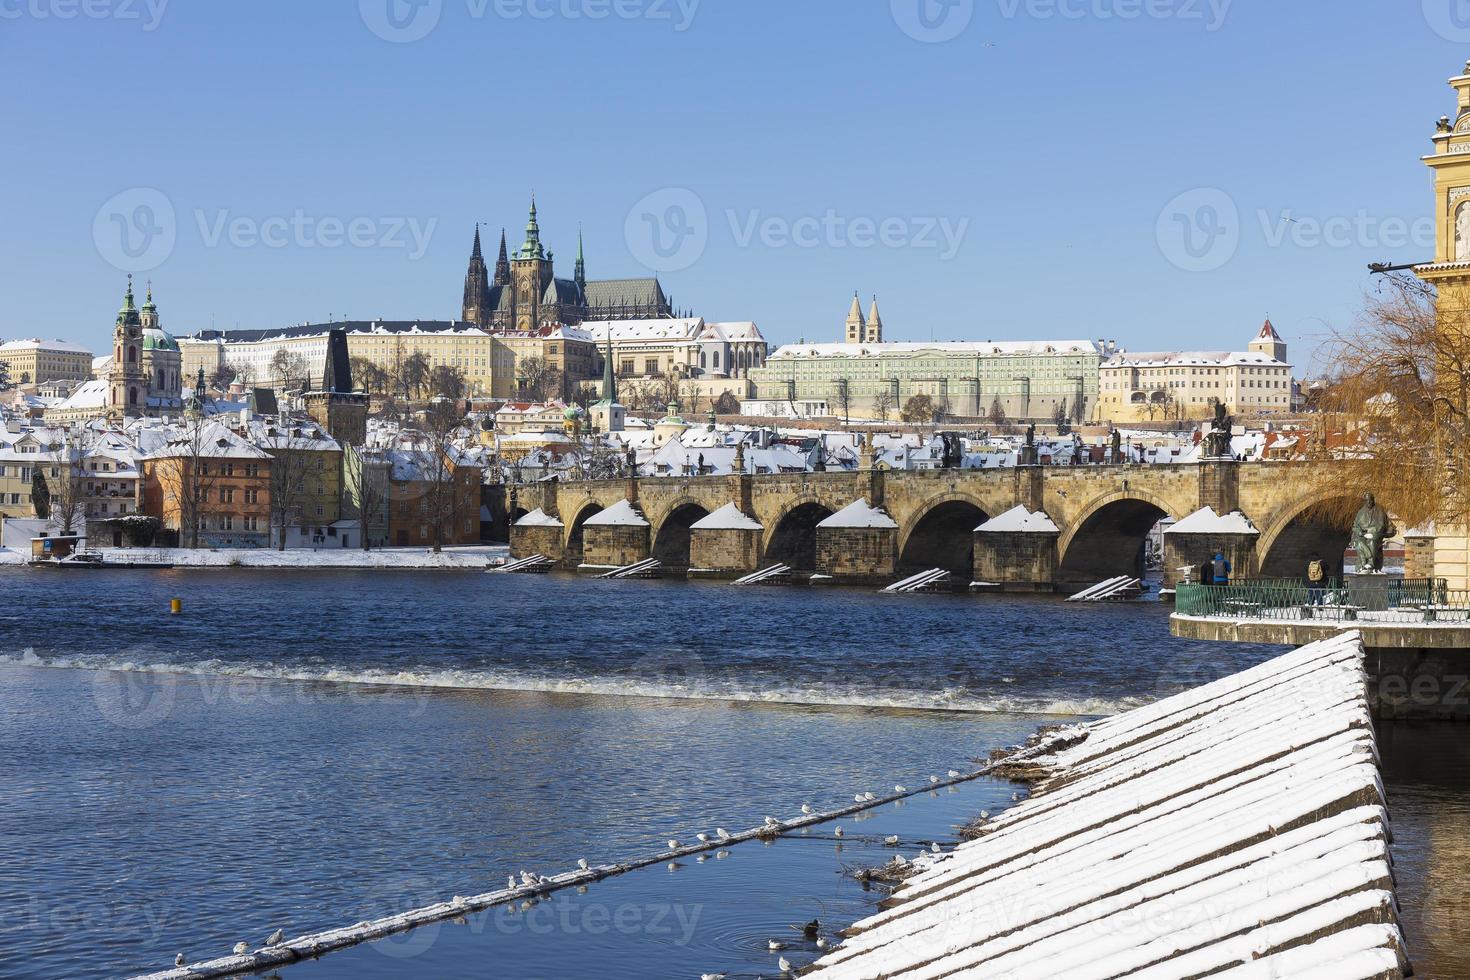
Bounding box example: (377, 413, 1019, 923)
(804, 631, 1410, 979)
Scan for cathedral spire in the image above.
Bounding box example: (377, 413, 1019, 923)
(494, 228, 511, 286)
(471, 223, 483, 260)
(844, 291, 865, 343)
(574, 226, 586, 291)
(519, 194, 544, 259)
(867, 295, 882, 343)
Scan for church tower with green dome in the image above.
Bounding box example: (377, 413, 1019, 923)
(108, 276, 145, 419)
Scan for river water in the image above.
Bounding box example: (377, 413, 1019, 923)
(0, 569, 1462, 978)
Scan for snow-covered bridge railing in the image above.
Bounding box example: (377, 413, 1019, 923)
(803, 631, 1411, 979)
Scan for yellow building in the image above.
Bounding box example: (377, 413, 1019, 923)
(1095, 322, 1294, 422)
(0, 338, 93, 386)
(183, 321, 498, 396)
(1416, 61, 1470, 590)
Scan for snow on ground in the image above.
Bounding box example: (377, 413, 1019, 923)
(804, 631, 1410, 980)
(0, 547, 24, 566)
(87, 545, 509, 569)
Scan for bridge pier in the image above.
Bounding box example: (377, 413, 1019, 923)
(973, 509, 1060, 592)
(687, 505, 765, 579)
(1162, 510, 1260, 587)
(509, 512, 566, 562)
(815, 499, 898, 585)
(579, 502, 651, 572)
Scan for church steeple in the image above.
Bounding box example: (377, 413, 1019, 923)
(574, 226, 586, 292)
(494, 228, 511, 286)
(519, 195, 545, 260)
(461, 224, 493, 327)
(844, 292, 866, 344)
(866, 295, 883, 344)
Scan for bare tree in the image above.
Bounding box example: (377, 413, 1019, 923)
(344, 445, 389, 550)
(713, 390, 740, 415)
(262, 429, 329, 550)
(652, 373, 681, 411)
(1312, 279, 1470, 530)
(429, 364, 467, 402)
(1053, 400, 1072, 436)
(151, 417, 223, 549)
(269, 349, 308, 389)
(833, 379, 852, 424)
(874, 389, 894, 423)
(988, 396, 1007, 425)
(351, 356, 390, 395)
(397, 352, 431, 400)
(517, 357, 564, 402)
(209, 364, 238, 390)
(47, 445, 87, 537)
(420, 399, 469, 553)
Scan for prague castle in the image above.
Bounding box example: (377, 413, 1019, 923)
(461, 198, 678, 331)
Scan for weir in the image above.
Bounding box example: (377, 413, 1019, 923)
(803, 632, 1409, 979)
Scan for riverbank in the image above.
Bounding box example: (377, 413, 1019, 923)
(82, 545, 507, 569)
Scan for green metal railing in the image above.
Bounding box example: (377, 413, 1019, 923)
(1175, 578, 1466, 624)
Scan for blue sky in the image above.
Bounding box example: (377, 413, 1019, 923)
(2, 1, 1464, 370)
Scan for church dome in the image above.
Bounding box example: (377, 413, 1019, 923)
(142, 326, 180, 352)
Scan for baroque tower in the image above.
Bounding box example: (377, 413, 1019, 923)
(1417, 61, 1470, 589)
(511, 196, 552, 331)
(109, 276, 145, 419)
(844, 292, 866, 343)
(1248, 319, 1286, 362)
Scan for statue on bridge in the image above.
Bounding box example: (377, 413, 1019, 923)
(1110, 428, 1122, 462)
(1202, 401, 1233, 459)
(1348, 493, 1396, 574)
(1019, 423, 1039, 466)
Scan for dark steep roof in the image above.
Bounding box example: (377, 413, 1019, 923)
(583, 277, 667, 310)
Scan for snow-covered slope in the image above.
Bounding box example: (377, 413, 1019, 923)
(806, 631, 1409, 979)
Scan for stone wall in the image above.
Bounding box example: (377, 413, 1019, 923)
(511, 524, 565, 561)
(816, 526, 896, 583)
(1162, 532, 1258, 588)
(582, 524, 649, 570)
(973, 530, 1058, 592)
(689, 527, 762, 577)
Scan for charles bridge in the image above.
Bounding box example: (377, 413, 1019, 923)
(504, 457, 1354, 590)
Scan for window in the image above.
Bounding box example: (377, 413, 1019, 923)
(222, 488, 235, 504)
(222, 516, 234, 531)
(245, 488, 258, 504)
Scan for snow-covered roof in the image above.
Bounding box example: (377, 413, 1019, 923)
(690, 503, 763, 531)
(582, 499, 649, 527)
(976, 505, 1060, 534)
(49, 378, 109, 411)
(1104, 350, 1288, 368)
(1166, 506, 1259, 535)
(576, 318, 705, 343)
(769, 340, 1104, 360)
(0, 337, 93, 355)
(700, 321, 763, 343)
(817, 498, 898, 529)
(514, 508, 563, 528)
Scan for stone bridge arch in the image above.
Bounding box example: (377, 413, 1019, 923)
(648, 496, 714, 573)
(761, 495, 839, 573)
(1055, 489, 1181, 588)
(1254, 494, 1358, 579)
(895, 492, 994, 577)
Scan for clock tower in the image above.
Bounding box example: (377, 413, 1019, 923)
(108, 276, 145, 419)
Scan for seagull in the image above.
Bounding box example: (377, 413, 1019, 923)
(884, 835, 900, 845)
(577, 858, 589, 871)
(833, 825, 844, 837)
(817, 937, 829, 949)
(266, 929, 284, 945)
(702, 974, 726, 980)
(764, 816, 779, 827)
(980, 810, 990, 819)
(801, 803, 813, 815)
(507, 875, 516, 889)
(894, 784, 907, 794)
(175, 954, 186, 968)
(853, 793, 864, 803)
(929, 775, 939, 784)
(768, 939, 788, 951)
(697, 832, 710, 843)
(667, 839, 681, 849)
(948, 769, 961, 778)
(779, 955, 793, 973)
(716, 849, 730, 859)
(233, 942, 249, 955)
(716, 827, 731, 841)
(863, 792, 876, 801)
(667, 862, 681, 871)
(931, 842, 941, 853)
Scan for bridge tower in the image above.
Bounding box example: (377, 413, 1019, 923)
(1415, 61, 1470, 589)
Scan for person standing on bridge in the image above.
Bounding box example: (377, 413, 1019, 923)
(1306, 552, 1327, 606)
(1211, 552, 1232, 587)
